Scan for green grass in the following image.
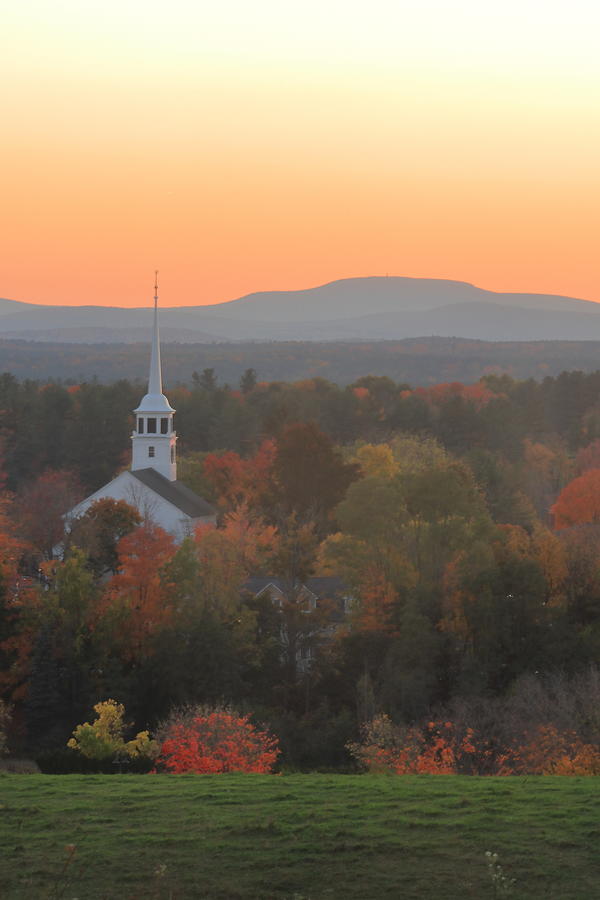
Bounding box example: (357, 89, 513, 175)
(1, 774, 599, 899)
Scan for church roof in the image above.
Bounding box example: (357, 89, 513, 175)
(131, 468, 215, 519)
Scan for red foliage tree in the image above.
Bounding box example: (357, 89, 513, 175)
(155, 706, 280, 774)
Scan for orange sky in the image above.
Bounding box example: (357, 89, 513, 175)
(1, 1, 599, 308)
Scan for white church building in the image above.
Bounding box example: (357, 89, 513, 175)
(66, 278, 216, 541)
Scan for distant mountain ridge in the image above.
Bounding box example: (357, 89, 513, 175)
(1, 277, 599, 342)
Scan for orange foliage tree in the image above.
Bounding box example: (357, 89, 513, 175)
(202, 440, 276, 512)
(551, 468, 600, 529)
(155, 705, 280, 773)
(501, 724, 600, 776)
(347, 716, 487, 774)
(103, 523, 176, 660)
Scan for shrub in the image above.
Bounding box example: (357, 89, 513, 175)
(349, 713, 600, 776)
(347, 715, 483, 775)
(67, 699, 158, 762)
(501, 724, 600, 776)
(155, 705, 280, 774)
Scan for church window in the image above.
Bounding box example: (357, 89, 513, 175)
(147, 418, 157, 433)
(148, 446, 155, 458)
(161, 417, 169, 434)
(138, 417, 144, 433)
(170, 445, 175, 463)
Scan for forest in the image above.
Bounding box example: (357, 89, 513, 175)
(5, 336, 600, 386)
(1, 366, 600, 772)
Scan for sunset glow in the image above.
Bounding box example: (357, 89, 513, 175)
(2, 0, 599, 306)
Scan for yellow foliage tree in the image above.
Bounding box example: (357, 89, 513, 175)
(67, 699, 157, 761)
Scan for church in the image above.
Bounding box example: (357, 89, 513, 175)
(66, 279, 216, 540)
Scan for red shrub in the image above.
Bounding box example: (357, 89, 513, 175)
(155, 707, 280, 774)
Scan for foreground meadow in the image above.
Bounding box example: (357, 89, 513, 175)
(1, 774, 598, 899)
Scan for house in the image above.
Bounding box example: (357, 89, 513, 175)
(65, 276, 216, 541)
(243, 576, 353, 671)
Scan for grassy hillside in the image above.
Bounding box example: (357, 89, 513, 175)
(1, 774, 598, 899)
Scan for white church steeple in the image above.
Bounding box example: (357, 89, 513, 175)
(131, 272, 177, 481)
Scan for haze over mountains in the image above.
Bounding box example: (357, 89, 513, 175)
(2, 277, 600, 343)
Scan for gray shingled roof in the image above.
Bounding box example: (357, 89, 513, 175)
(243, 576, 348, 597)
(131, 468, 215, 518)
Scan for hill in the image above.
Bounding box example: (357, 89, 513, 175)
(2, 276, 600, 342)
(1, 774, 597, 899)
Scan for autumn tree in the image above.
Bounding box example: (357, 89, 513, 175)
(68, 699, 156, 761)
(15, 469, 82, 560)
(202, 440, 276, 513)
(270, 422, 360, 530)
(551, 468, 600, 529)
(138, 511, 277, 716)
(328, 445, 492, 635)
(347, 715, 483, 775)
(66, 498, 141, 577)
(103, 523, 176, 662)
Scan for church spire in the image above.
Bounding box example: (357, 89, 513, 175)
(148, 270, 163, 397)
(131, 273, 177, 481)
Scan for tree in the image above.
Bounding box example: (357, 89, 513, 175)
(192, 368, 218, 392)
(551, 468, 600, 529)
(264, 516, 326, 688)
(240, 368, 257, 394)
(202, 440, 276, 513)
(67, 699, 156, 761)
(0, 699, 11, 756)
(66, 498, 141, 577)
(442, 534, 549, 693)
(155, 705, 280, 773)
(103, 523, 176, 662)
(25, 549, 99, 744)
(347, 715, 482, 775)
(15, 469, 82, 560)
(271, 422, 360, 528)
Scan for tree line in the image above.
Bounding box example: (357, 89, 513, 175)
(1, 368, 600, 769)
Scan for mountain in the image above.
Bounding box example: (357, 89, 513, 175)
(1, 277, 600, 342)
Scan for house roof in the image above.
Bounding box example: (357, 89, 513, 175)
(131, 468, 215, 519)
(243, 576, 348, 598)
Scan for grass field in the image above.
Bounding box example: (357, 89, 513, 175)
(1, 774, 599, 899)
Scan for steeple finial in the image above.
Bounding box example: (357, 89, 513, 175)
(148, 270, 162, 396)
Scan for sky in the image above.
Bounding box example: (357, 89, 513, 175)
(1, 0, 599, 308)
